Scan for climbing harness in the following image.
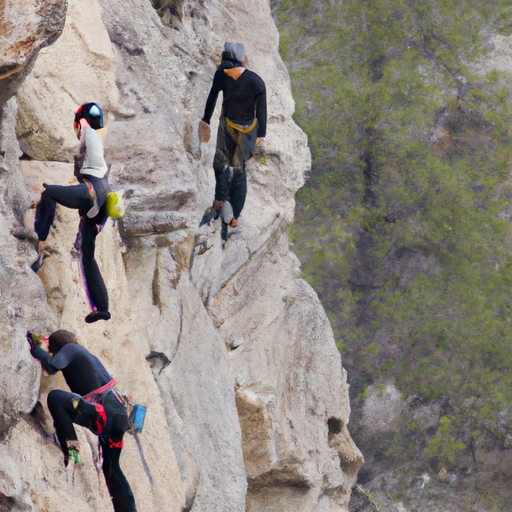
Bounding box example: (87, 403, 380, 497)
(225, 117, 257, 168)
(83, 379, 117, 403)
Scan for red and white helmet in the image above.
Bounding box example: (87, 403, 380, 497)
(74, 103, 104, 136)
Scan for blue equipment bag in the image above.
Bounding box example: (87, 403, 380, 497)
(128, 404, 147, 433)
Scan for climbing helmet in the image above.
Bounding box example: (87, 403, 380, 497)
(74, 103, 104, 135)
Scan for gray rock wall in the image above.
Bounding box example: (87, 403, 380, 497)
(0, 0, 363, 511)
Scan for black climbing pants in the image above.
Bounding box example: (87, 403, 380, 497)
(47, 390, 137, 512)
(215, 167, 247, 220)
(35, 184, 109, 313)
(47, 389, 98, 450)
(212, 116, 257, 220)
(100, 436, 137, 512)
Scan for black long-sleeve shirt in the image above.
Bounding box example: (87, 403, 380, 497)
(202, 68, 267, 138)
(32, 343, 112, 396)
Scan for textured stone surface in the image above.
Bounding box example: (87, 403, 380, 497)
(472, 34, 512, 75)
(16, 0, 117, 161)
(0, 0, 67, 108)
(0, 0, 362, 510)
(0, 100, 54, 452)
(209, 232, 362, 510)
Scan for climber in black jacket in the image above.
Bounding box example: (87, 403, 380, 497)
(28, 329, 137, 512)
(32, 103, 111, 324)
(199, 42, 267, 228)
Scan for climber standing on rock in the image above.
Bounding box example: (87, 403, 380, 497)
(27, 329, 137, 512)
(32, 103, 111, 324)
(199, 42, 267, 229)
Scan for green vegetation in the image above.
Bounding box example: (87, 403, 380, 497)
(275, 0, 512, 475)
(424, 416, 466, 466)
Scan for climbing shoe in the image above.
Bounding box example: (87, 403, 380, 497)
(68, 449, 82, 464)
(30, 252, 45, 273)
(200, 207, 218, 226)
(64, 440, 82, 466)
(220, 201, 234, 225)
(85, 311, 111, 324)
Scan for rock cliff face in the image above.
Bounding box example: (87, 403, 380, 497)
(0, 1, 363, 511)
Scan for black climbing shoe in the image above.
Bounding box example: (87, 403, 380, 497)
(199, 207, 217, 226)
(85, 311, 111, 323)
(30, 252, 45, 273)
(221, 222, 229, 245)
(199, 200, 224, 226)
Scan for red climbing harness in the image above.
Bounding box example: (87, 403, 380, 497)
(83, 379, 116, 403)
(94, 403, 107, 434)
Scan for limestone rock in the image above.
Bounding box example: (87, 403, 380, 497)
(0, 100, 54, 452)
(0, 0, 361, 511)
(0, 0, 67, 108)
(15, 0, 118, 161)
(208, 235, 363, 510)
(472, 34, 512, 76)
(361, 383, 403, 438)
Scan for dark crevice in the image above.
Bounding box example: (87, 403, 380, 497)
(151, 253, 162, 311)
(170, 298, 184, 363)
(146, 351, 171, 375)
(146, 298, 183, 374)
(328, 417, 343, 435)
(0, 494, 15, 512)
(182, 493, 196, 512)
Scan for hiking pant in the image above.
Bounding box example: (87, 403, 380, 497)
(215, 167, 247, 220)
(213, 116, 258, 219)
(47, 390, 137, 512)
(100, 436, 137, 512)
(34, 184, 109, 313)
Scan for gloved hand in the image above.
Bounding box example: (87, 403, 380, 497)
(26, 331, 48, 353)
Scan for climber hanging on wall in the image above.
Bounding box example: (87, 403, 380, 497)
(31, 103, 111, 323)
(198, 42, 267, 231)
(27, 329, 137, 512)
